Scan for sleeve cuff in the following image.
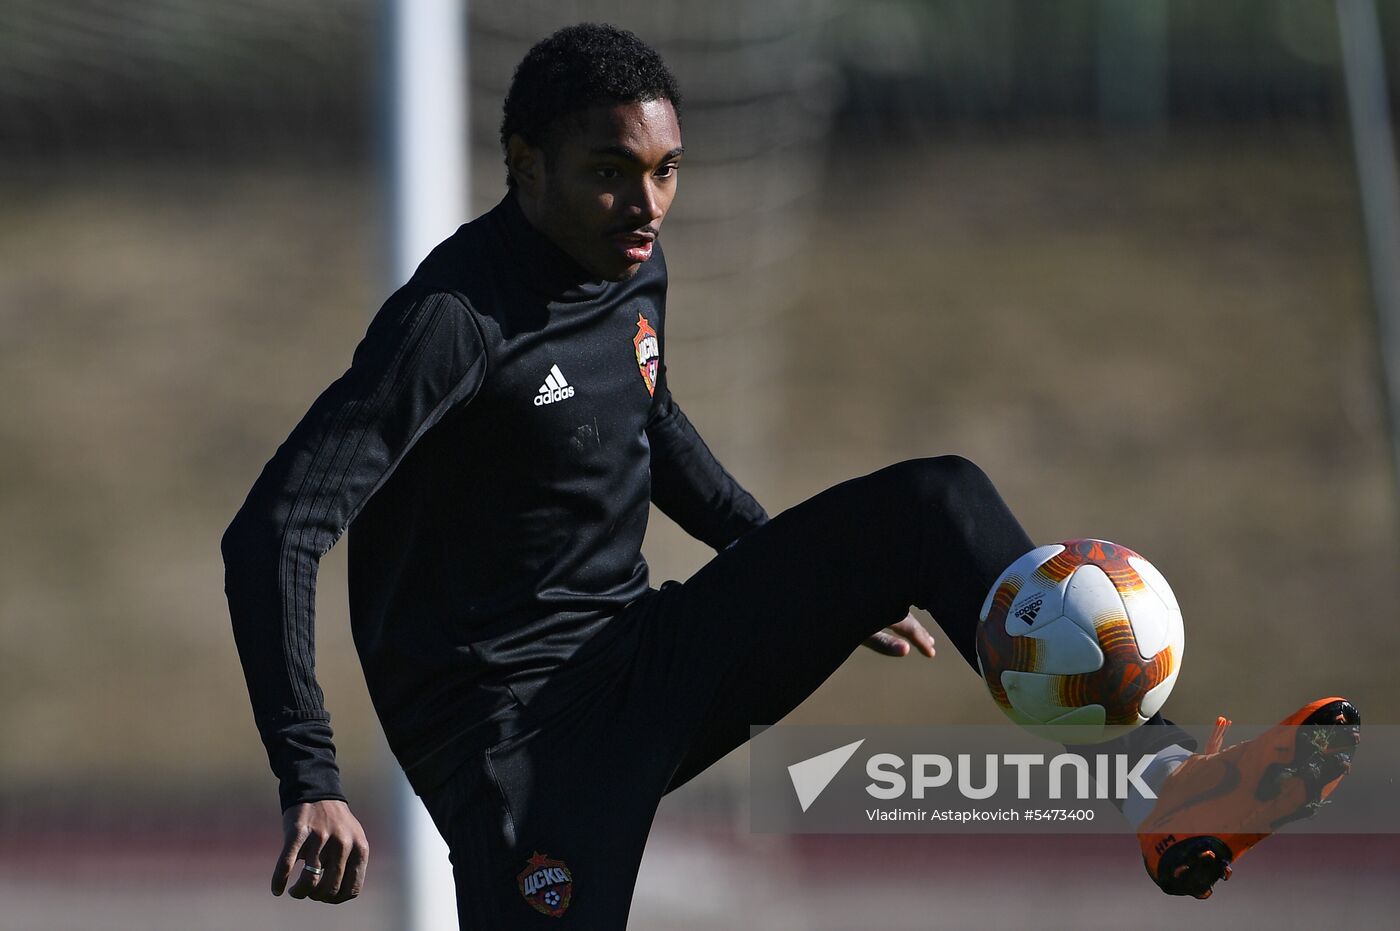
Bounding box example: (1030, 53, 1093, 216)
(260, 715, 347, 811)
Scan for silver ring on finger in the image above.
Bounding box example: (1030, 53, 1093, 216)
(303, 864, 325, 877)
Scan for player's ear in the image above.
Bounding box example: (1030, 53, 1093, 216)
(506, 134, 544, 193)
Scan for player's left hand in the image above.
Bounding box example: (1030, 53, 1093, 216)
(863, 612, 936, 658)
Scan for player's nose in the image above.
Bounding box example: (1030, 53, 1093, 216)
(626, 178, 664, 224)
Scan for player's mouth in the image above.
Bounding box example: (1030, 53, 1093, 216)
(610, 231, 655, 264)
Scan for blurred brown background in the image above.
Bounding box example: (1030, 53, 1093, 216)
(1, 1, 1397, 928)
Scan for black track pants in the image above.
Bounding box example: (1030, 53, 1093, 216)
(418, 457, 1187, 928)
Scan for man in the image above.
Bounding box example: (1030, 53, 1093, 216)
(223, 23, 1358, 927)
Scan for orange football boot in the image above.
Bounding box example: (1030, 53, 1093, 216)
(1137, 697, 1360, 898)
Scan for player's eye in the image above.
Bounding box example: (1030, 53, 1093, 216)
(595, 166, 621, 180)
(655, 164, 679, 179)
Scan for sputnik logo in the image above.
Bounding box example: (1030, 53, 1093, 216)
(787, 739, 865, 812)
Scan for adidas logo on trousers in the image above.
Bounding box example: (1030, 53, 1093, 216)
(535, 364, 575, 406)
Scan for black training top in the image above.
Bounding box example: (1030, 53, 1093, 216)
(222, 193, 768, 810)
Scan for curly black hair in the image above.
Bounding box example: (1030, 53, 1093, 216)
(500, 23, 682, 187)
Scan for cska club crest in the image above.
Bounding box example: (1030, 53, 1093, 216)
(517, 851, 574, 918)
(633, 313, 659, 396)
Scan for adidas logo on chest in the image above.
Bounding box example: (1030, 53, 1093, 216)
(534, 364, 575, 406)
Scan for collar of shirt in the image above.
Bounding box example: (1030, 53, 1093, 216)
(494, 191, 612, 303)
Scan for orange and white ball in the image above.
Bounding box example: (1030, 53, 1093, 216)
(976, 539, 1185, 742)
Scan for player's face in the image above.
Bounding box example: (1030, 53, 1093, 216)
(515, 99, 683, 282)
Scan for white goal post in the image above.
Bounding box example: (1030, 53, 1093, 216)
(384, 1, 468, 929)
(1337, 0, 1400, 511)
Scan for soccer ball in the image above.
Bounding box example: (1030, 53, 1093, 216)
(976, 539, 1184, 742)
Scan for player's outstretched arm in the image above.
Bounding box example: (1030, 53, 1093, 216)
(644, 364, 768, 549)
(274, 799, 370, 904)
(642, 337, 935, 660)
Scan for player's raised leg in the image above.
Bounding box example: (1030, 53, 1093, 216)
(634, 455, 1034, 789)
(634, 454, 1361, 905)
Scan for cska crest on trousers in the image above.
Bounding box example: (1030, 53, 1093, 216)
(517, 851, 574, 918)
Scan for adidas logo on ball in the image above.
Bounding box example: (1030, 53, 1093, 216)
(1013, 596, 1043, 625)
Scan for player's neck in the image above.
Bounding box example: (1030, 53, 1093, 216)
(502, 190, 608, 302)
